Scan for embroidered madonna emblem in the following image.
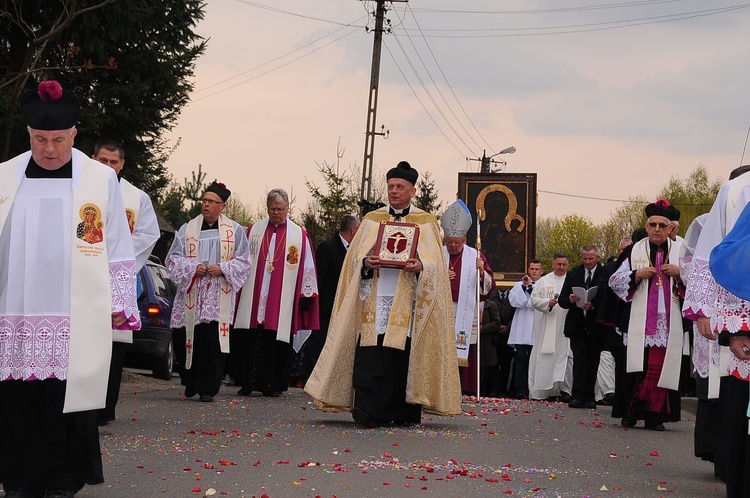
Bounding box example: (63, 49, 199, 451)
(286, 245, 300, 265)
(125, 208, 136, 233)
(76, 203, 104, 244)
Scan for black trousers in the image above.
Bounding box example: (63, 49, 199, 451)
(569, 334, 605, 402)
(0, 379, 103, 494)
(722, 375, 750, 498)
(173, 323, 227, 397)
(234, 327, 292, 394)
(513, 344, 532, 397)
(97, 341, 126, 424)
(353, 334, 421, 424)
(497, 344, 515, 395)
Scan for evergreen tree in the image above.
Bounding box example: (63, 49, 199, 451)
(413, 171, 444, 215)
(0, 0, 207, 197)
(302, 144, 359, 247)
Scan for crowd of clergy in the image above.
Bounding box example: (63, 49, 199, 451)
(2, 80, 749, 498)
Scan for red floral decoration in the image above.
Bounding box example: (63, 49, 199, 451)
(654, 198, 670, 208)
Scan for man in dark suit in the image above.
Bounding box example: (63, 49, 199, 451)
(558, 244, 605, 409)
(300, 215, 360, 380)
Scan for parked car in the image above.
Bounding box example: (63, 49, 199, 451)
(124, 258, 176, 380)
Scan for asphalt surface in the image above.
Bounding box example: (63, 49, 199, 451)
(3, 372, 725, 497)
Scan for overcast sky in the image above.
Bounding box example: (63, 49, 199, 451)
(164, 0, 750, 222)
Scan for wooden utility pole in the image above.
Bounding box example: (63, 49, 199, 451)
(359, 0, 407, 204)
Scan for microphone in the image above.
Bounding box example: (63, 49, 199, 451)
(549, 293, 559, 312)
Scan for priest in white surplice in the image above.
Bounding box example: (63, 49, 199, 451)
(528, 253, 573, 401)
(91, 139, 160, 426)
(167, 181, 251, 403)
(233, 188, 320, 398)
(0, 81, 139, 497)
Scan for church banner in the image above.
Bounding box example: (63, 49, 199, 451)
(457, 173, 537, 287)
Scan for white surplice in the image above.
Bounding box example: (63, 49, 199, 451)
(528, 272, 571, 400)
(0, 149, 138, 412)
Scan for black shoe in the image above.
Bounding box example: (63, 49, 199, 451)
(568, 398, 585, 409)
(584, 401, 596, 409)
(621, 417, 636, 428)
(603, 393, 615, 406)
(5, 489, 37, 498)
(558, 392, 572, 403)
(262, 391, 280, 397)
(393, 419, 414, 427)
(198, 394, 214, 402)
(645, 422, 665, 431)
(45, 490, 76, 498)
(184, 387, 197, 398)
(351, 407, 380, 428)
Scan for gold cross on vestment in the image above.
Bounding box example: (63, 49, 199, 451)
(416, 290, 432, 309)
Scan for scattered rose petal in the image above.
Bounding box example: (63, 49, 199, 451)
(649, 451, 659, 457)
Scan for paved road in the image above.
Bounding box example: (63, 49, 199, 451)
(17, 372, 729, 497)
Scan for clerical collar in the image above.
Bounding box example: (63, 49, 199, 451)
(388, 204, 412, 217)
(648, 240, 669, 252)
(25, 157, 72, 178)
(201, 219, 218, 230)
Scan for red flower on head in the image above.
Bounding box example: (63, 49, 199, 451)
(655, 198, 670, 208)
(218, 182, 226, 189)
(38, 81, 63, 102)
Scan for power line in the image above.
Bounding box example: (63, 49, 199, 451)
(405, 3, 496, 155)
(389, 7, 482, 157)
(194, 19, 366, 95)
(381, 40, 468, 159)
(400, 4, 496, 154)
(386, 34, 477, 157)
(191, 27, 360, 102)
(409, 0, 692, 15)
(539, 189, 714, 205)
(233, 0, 358, 26)
(398, 5, 750, 38)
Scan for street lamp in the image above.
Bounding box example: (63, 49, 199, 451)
(480, 146, 516, 173)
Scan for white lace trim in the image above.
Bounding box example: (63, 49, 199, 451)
(683, 258, 719, 318)
(609, 260, 633, 301)
(0, 315, 70, 380)
(301, 264, 317, 297)
(110, 259, 139, 327)
(729, 355, 750, 381)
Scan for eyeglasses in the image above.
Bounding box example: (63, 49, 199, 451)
(647, 221, 670, 229)
(201, 198, 224, 206)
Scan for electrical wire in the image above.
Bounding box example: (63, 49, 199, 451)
(539, 189, 714, 205)
(191, 27, 360, 102)
(382, 40, 468, 159)
(234, 0, 358, 26)
(194, 18, 366, 94)
(405, 3, 497, 155)
(389, 7, 482, 157)
(401, 4, 750, 38)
